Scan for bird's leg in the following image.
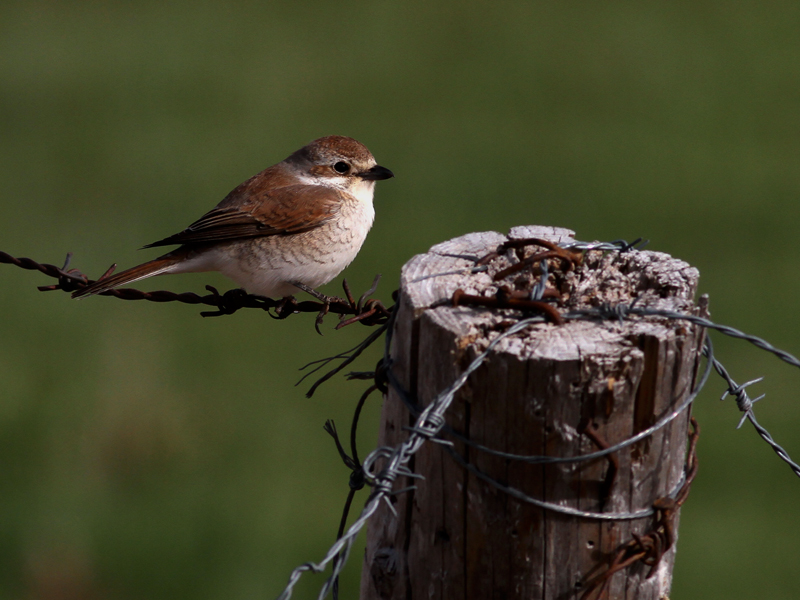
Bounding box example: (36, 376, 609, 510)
(291, 282, 347, 306)
(341, 279, 357, 311)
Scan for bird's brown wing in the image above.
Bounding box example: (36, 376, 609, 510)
(143, 184, 344, 248)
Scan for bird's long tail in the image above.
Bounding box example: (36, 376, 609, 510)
(72, 253, 182, 298)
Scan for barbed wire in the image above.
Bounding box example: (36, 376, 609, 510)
(711, 358, 800, 476)
(277, 314, 549, 600)
(576, 304, 800, 477)
(385, 331, 713, 470)
(0, 250, 391, 329)
(279, 237, 800, 599)
(562, 237, 650, 252)
(278, 304, 696, 598)
(407, 237, 648, 286)
(4, 242, 798, 598)
(282, 303, 799, 598)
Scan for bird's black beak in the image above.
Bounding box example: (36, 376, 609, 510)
(359, 165, 394, 181)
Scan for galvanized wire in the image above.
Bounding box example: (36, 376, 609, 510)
(710, 357, 800, 477)
(278, 298, 800, 599)
(3, 245, 795, 596)
(275, 315, 545, 600)
(386, 332, 713, 467)
(576, 304, 800, 477)
(563, 238, 649, 252)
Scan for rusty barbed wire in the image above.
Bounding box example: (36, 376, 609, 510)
(580, 418, 700, 600)
(0, 250, 392, 330)
(3, 242, 798, 599)
(278, 236, 800, 599)
(407, 237, 649, 285)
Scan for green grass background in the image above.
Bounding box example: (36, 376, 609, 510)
(1, 2, 799, 599)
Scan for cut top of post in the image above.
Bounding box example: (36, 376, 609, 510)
(399, 225, 701, 361)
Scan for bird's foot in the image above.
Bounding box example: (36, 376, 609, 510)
(290, 282, 347, 335)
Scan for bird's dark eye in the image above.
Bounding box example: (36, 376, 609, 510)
(333, 161, 350, 174)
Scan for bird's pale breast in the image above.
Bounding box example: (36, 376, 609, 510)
(198, 189, 375, 298)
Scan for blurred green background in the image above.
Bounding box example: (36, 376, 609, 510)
(1, 2, 799, 599)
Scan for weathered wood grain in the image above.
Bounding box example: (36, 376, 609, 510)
(361, 226, 705, 600)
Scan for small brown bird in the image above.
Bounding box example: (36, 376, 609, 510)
(73, 136, 393, 299)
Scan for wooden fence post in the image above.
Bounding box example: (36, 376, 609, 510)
(360, 226, 705, 600)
